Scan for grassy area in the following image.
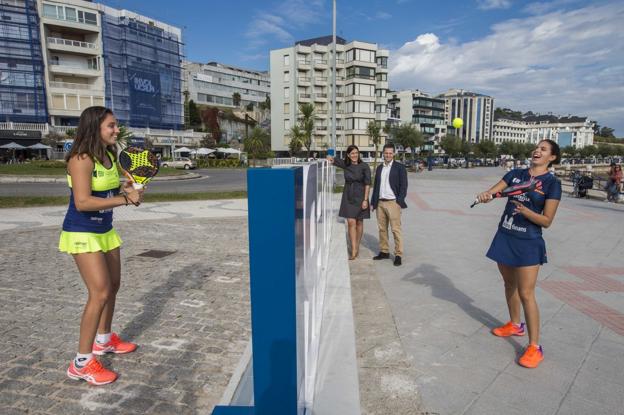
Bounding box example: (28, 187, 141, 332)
(0, 163, 186, 177)
(0, 191, 247, 209)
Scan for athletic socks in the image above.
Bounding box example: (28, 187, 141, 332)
(74, 352, 93, 368)
(96, 332, 112, 345)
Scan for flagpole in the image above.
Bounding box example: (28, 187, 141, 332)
(330, 0, 337, 157)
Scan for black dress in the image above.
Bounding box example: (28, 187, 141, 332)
(334, 158, 371, 219)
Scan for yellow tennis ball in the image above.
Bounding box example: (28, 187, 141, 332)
(452, 117, 463, 129)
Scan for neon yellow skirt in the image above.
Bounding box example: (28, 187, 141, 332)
(59, 228, 122, 254)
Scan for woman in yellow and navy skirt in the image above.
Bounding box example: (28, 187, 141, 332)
(60, 106, 143, 385)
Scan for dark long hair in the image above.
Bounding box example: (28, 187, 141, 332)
(540, 139, 560, 167)
(344, 145, 362, 166)
(65, 106, 116, 163)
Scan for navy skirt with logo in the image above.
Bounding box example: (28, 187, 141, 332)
(486, 230, 547, 267)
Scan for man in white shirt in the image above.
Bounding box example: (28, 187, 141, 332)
(371, 143, 408, 266)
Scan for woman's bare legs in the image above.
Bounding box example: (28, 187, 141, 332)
(98, 248, 121, 334)
(497, 263, 522, 324)
(73, 252, 112, 354)
(516, 265, 541, 345)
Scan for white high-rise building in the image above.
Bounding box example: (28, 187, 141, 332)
(493, 115, 594, 148)
(183, 61, 270, 109)
(438, 89, 494, 143)
(270, 36, 389, 156)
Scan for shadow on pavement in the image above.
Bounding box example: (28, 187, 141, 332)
(401, 263, 523, 353)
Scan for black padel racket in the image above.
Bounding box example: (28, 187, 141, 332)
(118, 147, 159, 189)
(471, 178, 543, 208)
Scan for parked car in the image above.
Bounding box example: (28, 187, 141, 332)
(161, 157, 196, 170)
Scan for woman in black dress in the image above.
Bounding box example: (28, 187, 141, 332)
(328, 145, 371, 259)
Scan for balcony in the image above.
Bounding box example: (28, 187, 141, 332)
(49, 81, 93, 91)
(313, 59, 328, 67)
(298, 93, 311, 102)
(298, 77, 311, 84)
(314, 93, 328, 102)
(47, 37, 99, 55)
(297, 59, 311, 68)
(49, 61, 100, 77)
(314, 77, 328, 84)
(42, 10, 99, 32)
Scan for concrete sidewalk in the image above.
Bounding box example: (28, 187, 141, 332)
(353, 167, 624, 415)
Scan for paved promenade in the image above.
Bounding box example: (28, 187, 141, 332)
(353, 167, 624, 415)
(0, 200, 250, 414)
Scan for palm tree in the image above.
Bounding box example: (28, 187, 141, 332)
(394, 124, 424, 163)
(288, 125, 304, 156)
(367, 121, 382, 173)
(244, 126, 268, 167)
(116, 125, 133, 149)
(299, 103, 315, 158)
(232, 92, 241, 107)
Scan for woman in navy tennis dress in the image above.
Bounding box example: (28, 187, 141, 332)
(477, 139, 561, 369)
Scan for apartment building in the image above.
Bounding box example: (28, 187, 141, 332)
(493, 115, 594, 148)
(38, 0, 105, 126)
(0, 0, 48, 124)
(270, 36, 389, 156)
(438, 88, 493, 143)
(387, 89, 447, 153)
(183, 61, 269, 109)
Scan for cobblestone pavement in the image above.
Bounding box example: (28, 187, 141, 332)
(0, 217, 250, 415)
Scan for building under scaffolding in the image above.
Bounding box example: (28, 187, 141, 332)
(0, 0, 48, 123)
(100, 5, 184, 130)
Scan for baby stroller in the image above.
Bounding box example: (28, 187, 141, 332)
(571, 171, 593, 198)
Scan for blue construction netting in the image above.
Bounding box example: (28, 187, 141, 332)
(0, 0, 48, 123)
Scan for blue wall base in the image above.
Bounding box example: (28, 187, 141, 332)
(211, 405, 254, 415)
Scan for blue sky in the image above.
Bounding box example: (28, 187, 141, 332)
(101, 0, 624, 136)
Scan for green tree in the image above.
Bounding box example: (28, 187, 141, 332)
(366, 121, 382, 172)
(440, 134, 461, 157)
(579, 145, 597, 158)
(561, 146, 575, 157)
(259, 95, 271, 111)
(188, 100, 202, 129)
(116, 125, 133, 148)
(232, 92, 241, 107)
(393, 123, 424, 163)
(498, 141, 514, 157)
(244, 126, 269, 167)
(288, 125, 304, 156)
(298, 103, 315, 158)
(475, 140, 496, 159)
(599, 126, 615, 138)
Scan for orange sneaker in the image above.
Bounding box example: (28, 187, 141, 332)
(518, 344, 544, 368)
(67, 358, 117, 385)
(491, 321, 525, 337)
(92, 333, 137, 355)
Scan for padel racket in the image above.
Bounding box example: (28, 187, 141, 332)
(118, 147, 159, 190)
(471, 179, 543, 208)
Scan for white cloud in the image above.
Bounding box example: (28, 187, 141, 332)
(477, 0, 512, 10)
(390, 2, 624, 135)
(374, 11, 392, 20)
(245, 0, 325, 48)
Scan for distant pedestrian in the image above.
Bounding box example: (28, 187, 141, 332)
(59, 106, 143, 385)
(371, 143, 408, 266)
(475, 139, 562, 368)
(327, 145, 371, 260)
(606, 163, 622, 202)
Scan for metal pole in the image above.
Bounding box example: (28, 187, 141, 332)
(109, 64, 115, 112)
(330, 0, 337, 157)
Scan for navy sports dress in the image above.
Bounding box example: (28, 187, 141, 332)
(486, 169, 562, 267)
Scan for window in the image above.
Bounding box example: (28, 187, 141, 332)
(376, 73, 387, 81)
(346, 66, 375, 80)
(284, 87, 289, 98)
(347, 101, 374, 114)
(346, 118, 372, 130)
(65, 7, 76, 21)
(284, 103, 289, 114)
(348, 83, 374, 97)
(284, 55, 290, 66)
(346, 49, 375, 63)
(376, 56, 388, 68)
(284, 71, 290, 82)
(375, 89, 386, 97)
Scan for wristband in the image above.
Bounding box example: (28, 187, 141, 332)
(122, 193, 129, 206)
